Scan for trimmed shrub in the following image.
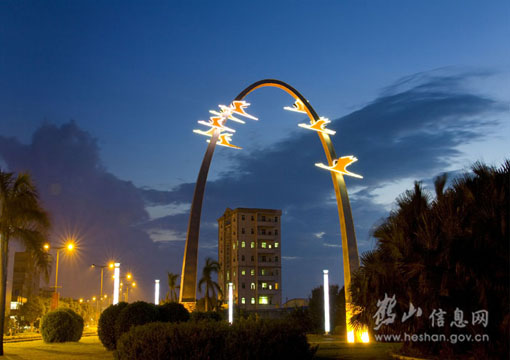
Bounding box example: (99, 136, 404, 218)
(158, 302, 190, 323)
(98, 302, 128, 350)
(115, 301, 159, 341)
(60, 308, 84, 341)
(40, 309, 84, 343)
(190, 311, 223, 322)
(115, 319, 316, 360)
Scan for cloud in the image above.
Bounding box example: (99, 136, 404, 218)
(314, 231, 326, 239)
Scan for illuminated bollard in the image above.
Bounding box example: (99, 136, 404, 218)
(323, 270, 330, 334)
(228, 283, 233, 324)
(155, 279, 160, 305)
(113, 263, 120, 305)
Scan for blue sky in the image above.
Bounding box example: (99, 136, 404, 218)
(1, 1, 509, 302)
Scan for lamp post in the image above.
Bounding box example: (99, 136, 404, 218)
(113, 263, 120, 305)
(91, 263, 112, 312)
(44, 241, 74, 309)
(228, 283, 233, 324)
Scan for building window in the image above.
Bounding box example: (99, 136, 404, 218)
(250, 269, 255, 276)
(261, 269, 265, 276)
(275, 256, 279, 262)
(227, 272, 230, 281)
(275, 283, 279, 290)
(242, 228, 245, 234)
(269, 284, 272, 290)
(275, 242, 279, 248)
(251, 228, 254, 234)
(275, 216, 278, 222)
(251, 255, 254, 261)
(261, 229, 266, 235)
(275, 229, 278, 235)
(251, 216, 254, 221)
(250, 242, 255, 248)
(261, 242, 267, 248)
(261, 282, 267, 289)
(241, 297, 246, 304)
(259, 296, 268, 305)
(251, 283, 255, 290)
(268, 244, 272, 249)
(262, 215, 266, 221)
(241, 241, 245, 248)
(251, 297, 255, 304)
(241, 270, 246, 275)
(261, 256, 266, 262)
(241, 255, 245, 261)
(242, 283, 245, 289)
(242, 215, 245, 221)
(233, 271, 236, 277)
(275, 270, 278, 275)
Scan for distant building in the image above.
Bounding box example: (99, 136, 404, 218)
(10, 252, 40, 311)
(218, 208, 282, 310)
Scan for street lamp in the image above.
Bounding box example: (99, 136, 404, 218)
(323, 270, 330, 334)
(91, 263, 114, 312)
(44, 241, 75, 309)
(113, 263, 120, 305)
(155, 280, 160, 305)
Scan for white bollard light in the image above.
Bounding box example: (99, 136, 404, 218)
(323, 270, 330, 334)
(113, 263, 120, 305)
(155, 279, 160, 305)
(228, 283, 233, 324)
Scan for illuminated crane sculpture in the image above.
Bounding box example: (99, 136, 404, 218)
(180, 79, 368, 342)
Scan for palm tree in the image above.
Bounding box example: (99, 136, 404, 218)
(198, 257, 222, 312)
(0, 171, 51, 355)
(165, 272, 179, 302)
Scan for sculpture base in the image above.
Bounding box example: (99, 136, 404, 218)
(180, 301, 197, 313)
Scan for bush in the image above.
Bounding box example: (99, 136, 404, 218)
(190, 311, 223, 322)
(60, 308, 84, 341)
(98, 302, 128, 350)
(115, 301, 159, 341)
(115, 319, 316, 360)
(40, 309, 84, 343)
(158, 302, 190, 323)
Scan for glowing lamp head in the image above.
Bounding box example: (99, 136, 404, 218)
(92, 296, 96, 301)
(43, 243, 50, 251)
(126, 273, 132, 280)
(132, 282, 136, 287)
(66, 243, 74, 251)
(79, 298, 83, 303)
(109, 262, 114, 269)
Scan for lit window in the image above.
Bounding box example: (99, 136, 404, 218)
(241, 270, 246, 275)
(250, 269, 255, 276)
(275, 242, 279, 248)
(242, 241, 245, 248)
(261, 242, 266, 248)
(269, 245, 272, 249)
(241, 297, 246, 304)
(262, 282, 267, 289)
(233, 271, 236, 277)
(251, 283, 255, 290)
(261, 269, 265, 276)
(251, 297, 255, 304)
(233, 243, 235, 249)
(227, 272, 230, 281)
(269, 284, 272, 290)
(250, 242, 255, 248)
(259, 296, 268, 305)
(275, 283, 279, 290)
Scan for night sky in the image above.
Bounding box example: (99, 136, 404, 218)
(1, 1, 509, 302)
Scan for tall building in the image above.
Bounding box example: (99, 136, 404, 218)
(218, 208, 282, 309)
(10, 251, 40, 311)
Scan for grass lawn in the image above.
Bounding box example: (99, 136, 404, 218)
(309, 334, 402, 360)
(1, 336, 113, 360)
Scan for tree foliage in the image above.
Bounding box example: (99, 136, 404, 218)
(350, 161, 509, 358)
(198, 257, 222, 312)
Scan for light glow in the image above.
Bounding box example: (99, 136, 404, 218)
(347, 330, 355, 343)
(361, 331, 370, 343)
(193, 127, 218, 137)
(43, 243, 50, 250)
(225, 100, 258, 120)
(198, 117, 235, 133)
(66, 243, 74, 251)
(155, 279, 160, 305)
(207, 133, 241, 149)
(210, 109, 246, 124)
(315, 156, 363, 179)
(298, 117, 336, 135)
(228, 282, 233, 324)
(113, 263, 120, 305)
(323, 270, 330, 334)
(284, 99, 307, 113)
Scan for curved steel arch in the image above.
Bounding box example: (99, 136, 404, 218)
(179, 79, 361, 338)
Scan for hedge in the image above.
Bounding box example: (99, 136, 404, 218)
(158, 302, 190, 323)
(115, 319, 317, 360)
(115, 301, 159, 341)
(98, 302, 128, 350)
(40, 309, 84, 343)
